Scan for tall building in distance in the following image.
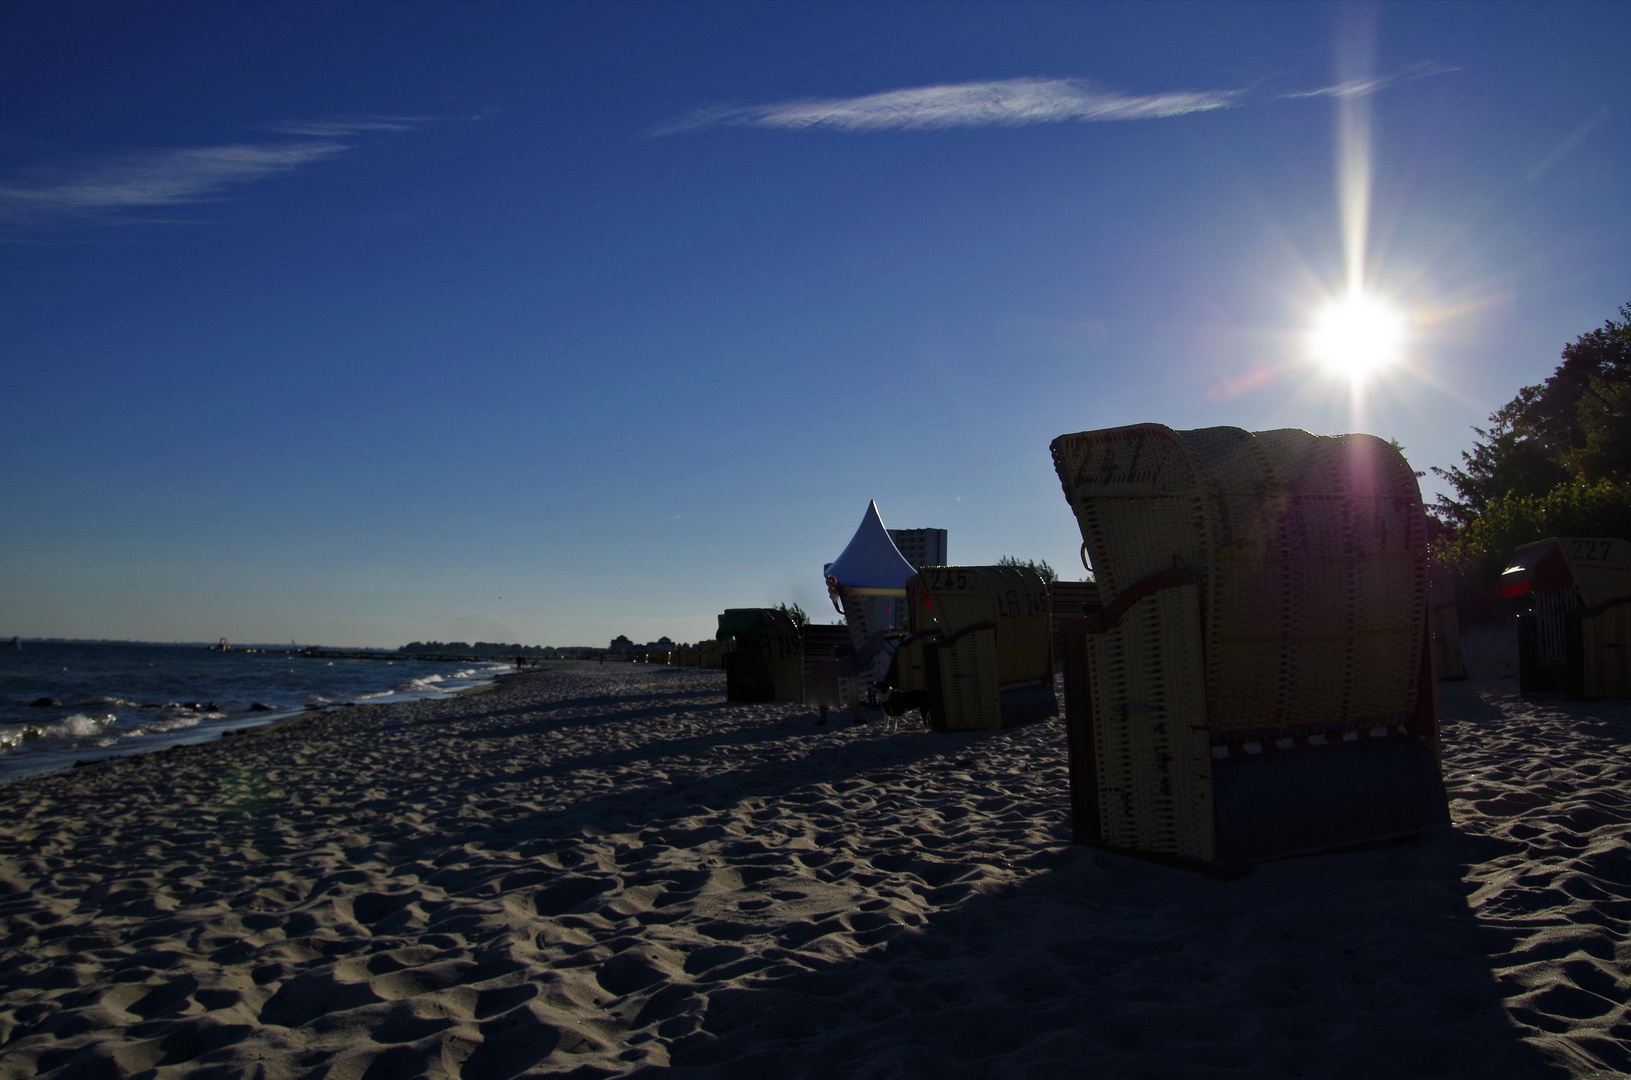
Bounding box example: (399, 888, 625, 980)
(887, 528, 948, 570)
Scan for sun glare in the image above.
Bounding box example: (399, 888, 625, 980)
(1309, 293, 1406, 381)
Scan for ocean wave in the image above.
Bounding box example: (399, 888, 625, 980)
(2, 643, 520, 781)
(0, 713, 118, 752)
(125, 715, 203, 737)
(48, 713, 117, 738)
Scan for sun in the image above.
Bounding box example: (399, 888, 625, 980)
(1309, 292, 1407, 381)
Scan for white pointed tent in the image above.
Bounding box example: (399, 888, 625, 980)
(825, 501, 917, 683)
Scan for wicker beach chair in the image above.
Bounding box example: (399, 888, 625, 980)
(799, 623, 857, 720)
(1429, 566, 1467, 681)
(1503, 537, 1631, 698)
(1051, 580, 1102, 660)
(1051, 424, 1448, 872)
(716, 609, 803, 702)
(885, 566, 1057, 731)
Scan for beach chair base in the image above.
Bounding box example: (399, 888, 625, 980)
(1210, 736, 1450, 864)
(1060, 596, 1449, 872)
(1074, 824, 1443, 880)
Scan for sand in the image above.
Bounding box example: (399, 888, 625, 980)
(1, 646, 1628, 1078)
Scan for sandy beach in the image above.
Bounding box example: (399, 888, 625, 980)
(1, 649, 1628, 1078)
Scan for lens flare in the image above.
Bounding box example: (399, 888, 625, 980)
(1310, 293, 1406, 380)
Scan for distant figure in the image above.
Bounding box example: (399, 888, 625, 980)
(208, 637, 229, 652)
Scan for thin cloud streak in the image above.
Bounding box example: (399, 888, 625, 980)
(1282, 61, 1459, 100)
(268, 117, 431, 137)
(0, 143, 344, 217)
(1526, 108, 1609, 182)
(0, 115, 424, 226)
(657, 77, 1240, 135)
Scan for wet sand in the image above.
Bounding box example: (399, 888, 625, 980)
(1, 651, 1628, 1078)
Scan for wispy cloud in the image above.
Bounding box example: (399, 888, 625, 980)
(1281, 61, 1460, 100)
(0, 143, 344, 219)
(656, 77, 1240, 135)
(0, 116, 424, 227)
(267, 116, 431, 137)
(1526, 107, 1609, 182)
(661, 64, 1461, 137)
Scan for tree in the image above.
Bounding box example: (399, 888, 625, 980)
(1436, 479, 1631, 585)
(1507, 303, 1631, 453)
(1431, 302, 1631, 599)
(997, 555, 1057, 585)
(1565, 376, 1631, 482)
(1434, 302, 1631, 526)
(775, 602, 809, 627)
(1432, 415, 1570, 526)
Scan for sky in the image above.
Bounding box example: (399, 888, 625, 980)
(3, 0, 1630, 648)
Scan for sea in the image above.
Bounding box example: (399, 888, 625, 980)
(0, 641, 513, 783)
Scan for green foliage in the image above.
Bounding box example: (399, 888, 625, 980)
(997, 555, 1058, 585)
(1434, 479, 1631, 584)
(1507, 303, 1631, 451)
(775, 602, 809, 627)
(1434, 302, 1631, 528)
(1565, 377, 1631, 482)
(1432, 304, 1631, 598)
(1430, 418, 1569, 526)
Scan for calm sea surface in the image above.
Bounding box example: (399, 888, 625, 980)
(0, 642, 511, 783)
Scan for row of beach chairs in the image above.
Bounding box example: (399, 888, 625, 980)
(716, 568, 1080, 729)
(715, 422, 1627, 873)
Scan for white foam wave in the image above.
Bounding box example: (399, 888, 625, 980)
(0, 714, 121, 750)
(47, 713, 116, 738)
(133, 715, 203, 735)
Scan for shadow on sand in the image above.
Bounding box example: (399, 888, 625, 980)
(619, 826, 1570, 1079)
(430, 677, 1575, 1078)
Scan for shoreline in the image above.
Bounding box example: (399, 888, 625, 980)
(213, 665, 517, 745)
(1, 659, 1627, 1076)
(0, 648, 520, 785)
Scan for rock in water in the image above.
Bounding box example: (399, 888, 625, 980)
(249, 702, 275, 712)
(30, 697, 60, 708)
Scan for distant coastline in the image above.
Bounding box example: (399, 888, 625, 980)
(6, 637, 601, 654)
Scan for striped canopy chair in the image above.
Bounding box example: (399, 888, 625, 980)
(1051, 424, 1449, 873)
(1502, 537, 1631, 698)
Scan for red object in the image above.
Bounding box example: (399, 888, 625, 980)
(1497, 578, 1532, 599)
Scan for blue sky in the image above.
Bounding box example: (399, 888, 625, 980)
(3, 0, 1629, 648)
